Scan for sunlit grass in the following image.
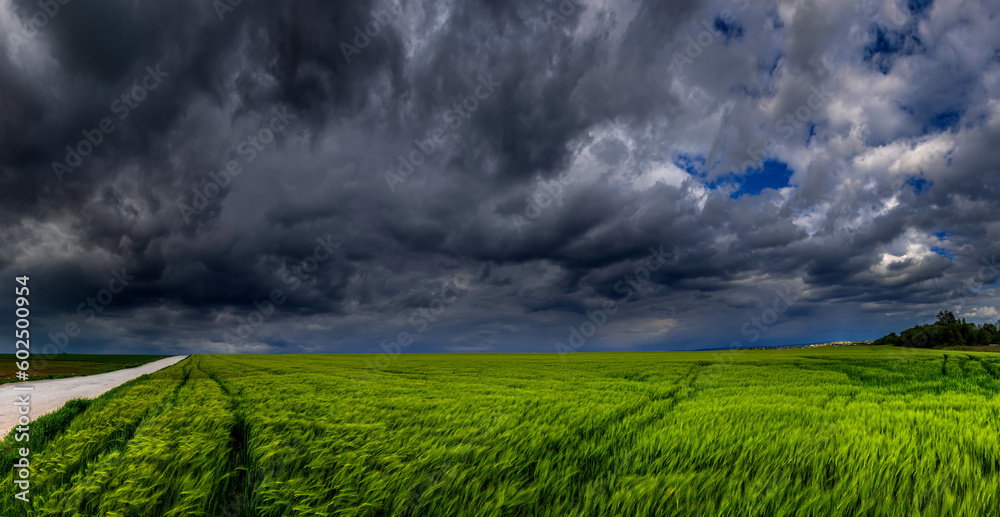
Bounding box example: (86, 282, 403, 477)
(2, 347, 999, 516)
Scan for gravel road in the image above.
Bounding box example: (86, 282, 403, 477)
(1, 355, 188, 437)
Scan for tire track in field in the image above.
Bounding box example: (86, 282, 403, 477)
(964, 355, 999, 381)
(563, 362, 708, 513)
(99, 360, 194, 473)
(604, 363, 708, 447)
(590, 363, 706, 441)
(567, 361, 716, 515)
(39, 358, 193, 500)
(198, 357, 254, 517)
(674, 362, 710, 404)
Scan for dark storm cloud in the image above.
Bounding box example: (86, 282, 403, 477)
(2, 0, 999, 354)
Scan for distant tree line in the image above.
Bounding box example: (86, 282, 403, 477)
(874, 310, 1000, 348)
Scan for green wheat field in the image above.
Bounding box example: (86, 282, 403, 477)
(2, 346, 999, 516)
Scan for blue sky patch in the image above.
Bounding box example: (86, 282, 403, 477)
(907, 175, 930, 194)
(674, 154, 705, 176)
(928, 109, 963, 131)
(908, 0, 934, 15)
(931, 247, 955, 259)
(713, 17, 743, 43)
(735, 160, 793, 197)
(972, 279, 1000, 292)
(692, 159, 794, 198)
(899, 102, 966, 133)
(864, 26, 924, 74)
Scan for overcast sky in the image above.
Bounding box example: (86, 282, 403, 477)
(2, 0, 999, 355)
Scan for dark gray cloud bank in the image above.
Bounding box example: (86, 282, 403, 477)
(2, 0, 998, 354)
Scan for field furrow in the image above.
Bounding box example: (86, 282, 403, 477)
(3, 347, 999, 516)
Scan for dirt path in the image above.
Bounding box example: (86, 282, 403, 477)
(0, 355, 188, 437)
